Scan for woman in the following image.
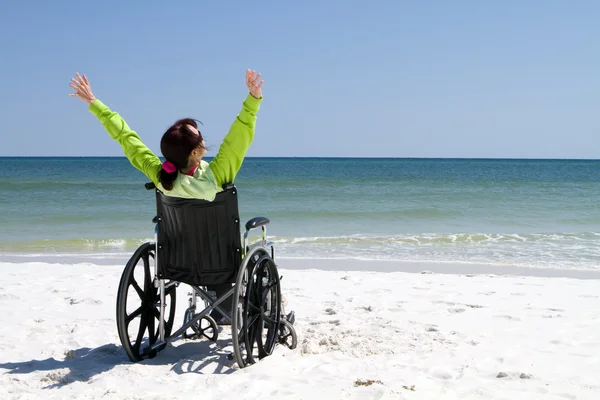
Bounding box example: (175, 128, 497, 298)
(68, 69, 269, 324)
(69, 69, 264, 198)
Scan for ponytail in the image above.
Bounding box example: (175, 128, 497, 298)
(158, 168, 178, 191)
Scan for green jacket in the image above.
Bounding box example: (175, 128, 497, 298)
(88, 94, 261, 200)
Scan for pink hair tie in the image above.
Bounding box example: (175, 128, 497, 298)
(162, 160, 177, 173)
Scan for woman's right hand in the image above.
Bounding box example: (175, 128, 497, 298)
(246, 69, 264, 99)
(69, 72, 96, 105)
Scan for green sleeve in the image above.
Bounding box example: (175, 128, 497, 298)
(88, 99, 161, 185)
(209, 94, 262, 186)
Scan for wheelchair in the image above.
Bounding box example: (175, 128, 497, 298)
(115, 182, 297, 369)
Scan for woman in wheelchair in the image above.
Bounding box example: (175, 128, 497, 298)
(68, 70, 296, 368)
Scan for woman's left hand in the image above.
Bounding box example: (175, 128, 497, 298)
(69, 72, 96, 105)
(246, 69, 264, 99)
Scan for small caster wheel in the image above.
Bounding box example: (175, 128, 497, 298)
(278, 319, 297, 350)
(183, 313, 219, 342)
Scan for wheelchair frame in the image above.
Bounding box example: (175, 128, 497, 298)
(115, 183, 296, 369)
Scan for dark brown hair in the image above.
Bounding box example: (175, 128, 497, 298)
(158, 118, 205, 190)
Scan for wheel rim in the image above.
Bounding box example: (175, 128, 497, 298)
(232, 250, 281, 368)
(116, 243, 177, 361)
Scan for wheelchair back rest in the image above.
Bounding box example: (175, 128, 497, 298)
(155, 185, 243, 286)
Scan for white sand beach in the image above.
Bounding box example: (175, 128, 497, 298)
(1, 259, 599, 399)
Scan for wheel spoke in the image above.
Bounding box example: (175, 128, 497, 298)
(147, 309, 156, 346)
(133, 313, 148, 353)
(245, 321, 258, 364)
(142, 254, 152, 293)
(126, 306, 143, 324)
(261, 313, 277, 326)
(130, 279, 144, 300)
(247, 302, 261, 314)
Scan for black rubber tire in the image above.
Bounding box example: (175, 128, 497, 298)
(116, 242, 177, 362)
(231, 248, 281, 368)
(278, 319, 298, 350)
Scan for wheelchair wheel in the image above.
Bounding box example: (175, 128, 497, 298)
(231, 248, 281, 368)
(116, 242, 177, 362)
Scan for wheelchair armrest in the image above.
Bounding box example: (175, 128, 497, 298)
(245, 217, 270, 231)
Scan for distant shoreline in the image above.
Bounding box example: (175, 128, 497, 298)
(1, 156, 599, 161)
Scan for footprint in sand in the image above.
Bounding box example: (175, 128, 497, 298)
(309, 319, 341, 326)
(367, 288, 392, 294)
(542, 314, 562, 319)
(433, 300, 456, 306)
(494, 315, 520, 321)
(325, 308, 337, 315)
(479, 291, 496, 296)
(448, 307, 466, 314)
(66, 297, 103, 305)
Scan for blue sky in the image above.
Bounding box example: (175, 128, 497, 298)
(0, 0, 598, 158)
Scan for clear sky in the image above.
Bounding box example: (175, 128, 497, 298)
(0, 0, 598, 158)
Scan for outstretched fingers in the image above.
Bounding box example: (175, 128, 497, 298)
(68, 72, 96, 104)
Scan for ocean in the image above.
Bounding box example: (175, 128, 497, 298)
(1, 157, 599, 270)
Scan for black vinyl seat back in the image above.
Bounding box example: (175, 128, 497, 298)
(155, 185, 243, 286)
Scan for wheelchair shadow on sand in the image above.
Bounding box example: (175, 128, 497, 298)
(0, 183, 298, 389)
(0, 337, 238, 389)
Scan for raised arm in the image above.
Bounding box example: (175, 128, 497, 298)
(69, 73, 161, 185)
(209, 69, 264, 186)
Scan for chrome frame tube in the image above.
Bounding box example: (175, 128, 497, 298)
(153, 225, 159, 283)
(159, 280, 166, 341)
(191, 286, 198, 310)
(155, 222, 166, 342)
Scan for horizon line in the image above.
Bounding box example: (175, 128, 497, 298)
(1, 156, 599, 161)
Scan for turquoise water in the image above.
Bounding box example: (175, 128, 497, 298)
(1, 157, 599, 270)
